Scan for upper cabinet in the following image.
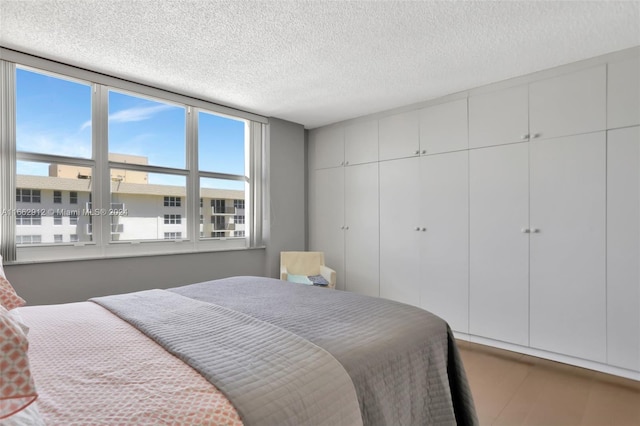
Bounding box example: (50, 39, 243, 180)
(608, 56, 640, 129)
(529, 65, 606, 140)
(469, 85, 529, 149)
(378, 110, 420, 161)
(344, 120, 378, 165)
(419, 98, 468, 154)
(312, 119, 378, 169)
(312, 125, 344, 169)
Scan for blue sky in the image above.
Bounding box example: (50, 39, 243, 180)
(16, 67, 246, 190)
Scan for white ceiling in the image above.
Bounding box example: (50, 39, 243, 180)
(1, 1, 639, 129)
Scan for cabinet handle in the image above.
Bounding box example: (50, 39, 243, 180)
(531, 228, 540, 233)
(344, 226, 349, 230)
(421, 227, 427, 232)
(531, 133, 541, 139)
(415, 227, 421, 231)
(414, 150, 420, 155)
(340, 161, 345, 166)
(521, 134, 529, 140)
(345, 161, 350, 165)
(521, 228, 530, 233)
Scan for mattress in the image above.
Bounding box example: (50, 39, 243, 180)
(9, 276, 478, 425)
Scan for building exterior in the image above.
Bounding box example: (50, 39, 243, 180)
(15, 155, 245, 245)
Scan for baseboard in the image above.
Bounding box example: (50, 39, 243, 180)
(452, 331, 640, 382)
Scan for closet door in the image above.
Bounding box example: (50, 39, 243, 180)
(311, 167, 345, 290)
(379, 157, 421, 306)
(378, 110, 420, 161)
(469, 85, 529, 149)
(469, 143, 530, 346)
(344, 120, 378, 165)
(313, 126, 344, 169)
(419, 98, 468, 154)
(608, 56, 640, 129)
(344, 163, 379, 297)
(529, 132, 606, 362)
(607, 126, 640, 371)
(529, 65, 606, 140)
(420, 151, 469, 332)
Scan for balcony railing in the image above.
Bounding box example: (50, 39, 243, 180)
(85, 202, 126, 210)
(86, 223, 124, 235)
(211, 206, 236, 215)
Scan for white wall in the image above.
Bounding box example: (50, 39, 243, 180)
(5, 118, 307, 305)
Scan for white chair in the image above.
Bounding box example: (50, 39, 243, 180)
(280, 251, 336, 289)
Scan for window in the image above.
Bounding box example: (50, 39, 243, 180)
(16, 213, 41, 226)
(16, 235, 41, 245)
(164, 196, 181, 207)
(212, 216, 225, 230)
(211, 199, 226, 214)
(70, 234, 79, 242)
(16, 189, 41, 203)
(235, 231, 245, 238)
(2, 57, 263, 262)
(164, 214, 181, 225)
(234, 215, 245, 224)
(164, 232, 182, 240)
(109, 90, 186, 169)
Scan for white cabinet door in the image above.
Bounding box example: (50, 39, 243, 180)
(529, 65, 606, 140)
(378, 110, 420, 161)
(529, 132, 606, 362)
(345, 120, 378, 165)
(313, 126, 344, 169)
(419, 98, 468, 154)
(608, 56, 640, 129)
(310, 168, 345, 289)
(607, 126, 640, 371)
(345, 163, 379, 297)
(469, 85, 529, 149)
(420, 151, 469, 332)
(469, 143, 530, 346)
(379, 157, 421, 306)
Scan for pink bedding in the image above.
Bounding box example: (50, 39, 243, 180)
(17, 302, 243, 425)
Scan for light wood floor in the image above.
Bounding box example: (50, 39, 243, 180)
(457, 341, 640, 426)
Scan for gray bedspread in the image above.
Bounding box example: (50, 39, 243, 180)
(168, 276, 478, 426)
(92, 289, 363, 426)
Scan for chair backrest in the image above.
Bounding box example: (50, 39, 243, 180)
(280, 251, 325, 275)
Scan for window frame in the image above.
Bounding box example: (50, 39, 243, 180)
(0, 49, 266, 263)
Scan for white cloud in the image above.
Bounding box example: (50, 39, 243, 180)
(109, 104, 174, 124)
(77, 104, 173, 132)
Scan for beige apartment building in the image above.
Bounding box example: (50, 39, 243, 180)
(14, 155, 245, 245)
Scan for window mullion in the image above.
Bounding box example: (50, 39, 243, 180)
(188, 106, 199, 242)
(93, 83, 109, 249)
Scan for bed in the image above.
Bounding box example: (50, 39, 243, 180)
(1, 275, 478, 425)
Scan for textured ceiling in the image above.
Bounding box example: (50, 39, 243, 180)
(1, 1, 639, 129)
